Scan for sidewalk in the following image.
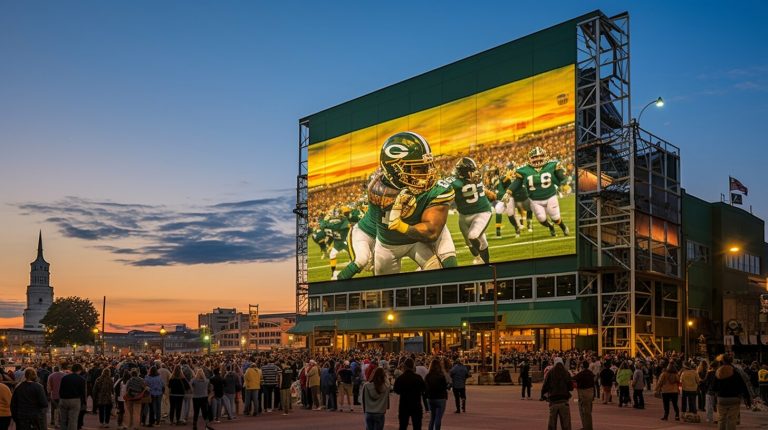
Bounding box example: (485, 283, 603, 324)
(73, 384, 764, 430)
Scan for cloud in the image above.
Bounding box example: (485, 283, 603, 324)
(16, 196, 295, 266)
(107, 322, 186, 332)
(0, 300, 26, 318)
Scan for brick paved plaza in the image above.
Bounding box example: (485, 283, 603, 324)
(71, 384, 763, 430)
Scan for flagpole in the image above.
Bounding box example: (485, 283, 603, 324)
(728, 176, 733, 206)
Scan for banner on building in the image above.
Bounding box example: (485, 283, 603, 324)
(731, 193, 743, 205)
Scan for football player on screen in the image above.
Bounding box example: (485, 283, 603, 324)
(335, 170, 392, 280)
(490, 164, 522, 238)
(449, 157, 493, 264)
(375, 132, 457, 275)
(324, 208, 351, 279)
(504, 146, 571, 237)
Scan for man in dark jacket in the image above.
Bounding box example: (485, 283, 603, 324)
(519, 360, 532, 399)
(10, 368, 49, 430)
(711, 355, 750, 430)
(598, 363, 614, 404)
(59, 364, 86, 430)
(449, 359, 470, 413)
(393, 358, 425, 430)
(541, 357, 573, 430)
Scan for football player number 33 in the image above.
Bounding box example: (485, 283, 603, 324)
(528, 173, 552, 191)
(462, 183, 485, 204)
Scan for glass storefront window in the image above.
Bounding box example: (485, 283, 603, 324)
(426, 286, 440, 305)
(309, 297, 321, 313)
(556, 275, 576, 296)
(411, 287, 425, 307)
(515, 278, 532, 300)
(479, 282, 495, 302)
(348, 293, 361, 310)
(322, 295, 334, 312)
(334, 294, 347, 311)
(459, 283, 476, 303)
(497, 279, 513, 300)
(442, 285, 458, 304)
(364, 291, 380, 309)
(537, 276, 555, 298)
(382, 290, 394, 308)
(396, 289, 409, 308)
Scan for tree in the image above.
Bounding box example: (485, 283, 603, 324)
(40, 296, 100, 347)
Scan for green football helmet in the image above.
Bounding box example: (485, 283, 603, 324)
(379, 132, 437, 194)
(528, 146, 547, 168)
(455, 157, 480, 182)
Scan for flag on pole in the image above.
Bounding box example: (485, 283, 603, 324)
(729, 176, 748, 195)
(731, 193, 743, 205)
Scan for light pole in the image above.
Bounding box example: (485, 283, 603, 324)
(637, 97, 664, 124)
(489, 264, 499, 374)
(386, 312, 395, 353)
(240, 336, 247, 352)
(159, 325, 167, 355)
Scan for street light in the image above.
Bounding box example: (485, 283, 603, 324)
(92, 328, 100, 355)
(637, 97, 664, 124)
(159, 325, 167, 355)
(386, 312, 395, 353)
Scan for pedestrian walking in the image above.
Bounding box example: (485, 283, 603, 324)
(519, 360, 532, 399)
(123, 369, 146, 430)
(631, 361, 645, 409)
(448, 359, 469, 413)
(92, 368, 115, 428)
(541, 357, 572, 430)
(598, 363, 614, 404)
(60, 364, 86, 430)
(573, 361, 594, 430)
(655, 363, 680, 421)
(680, 361, 700, 417)
(424, 359, 448, 430)
(362, 367, 389, 430)
(712, 355, 751, 430)
(615, 362, 632, 407)
(10, 368, 48, 430)
(190, 369, 213, 430)
(393, 358, 425, 430)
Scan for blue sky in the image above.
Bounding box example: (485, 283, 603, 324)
(0, 0, 766, 326)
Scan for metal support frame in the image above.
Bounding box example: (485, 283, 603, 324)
(576, 12, 681, 357)
(576, 12, 635, 356)
(296, 120, 310, 316)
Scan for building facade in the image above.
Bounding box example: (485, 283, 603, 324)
(23, 232, 54, 331)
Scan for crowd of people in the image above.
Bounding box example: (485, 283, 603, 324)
(0, 348, 765, 430)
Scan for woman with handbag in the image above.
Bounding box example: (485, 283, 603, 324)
(655, 363, 681, 421)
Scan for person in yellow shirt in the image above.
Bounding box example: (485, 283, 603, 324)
(758, 364, 768, 405)
(306, 361, 321, 410)
(0, 381, 11, 430)
(243, 363, 262, 416)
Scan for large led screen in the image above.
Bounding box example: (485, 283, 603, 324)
(308, 64, 575, 283)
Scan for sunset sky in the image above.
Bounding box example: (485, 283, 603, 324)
(1, 1, 766, 331)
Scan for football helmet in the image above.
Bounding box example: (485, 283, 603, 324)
(528, 146, 547, 168)
(455, 157, 480, 182)
(380, 132, 437, 194)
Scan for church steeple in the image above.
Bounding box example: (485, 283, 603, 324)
(24, 230, 54, 331)
(37, 230, 43, 260)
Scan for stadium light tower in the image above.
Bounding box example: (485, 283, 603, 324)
(637, 97, 664, 124)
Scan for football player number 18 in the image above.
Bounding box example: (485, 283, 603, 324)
(461, 184, 485, 204)
(528, 172, 552, 191)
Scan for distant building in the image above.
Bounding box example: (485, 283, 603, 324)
(23, 232, 54, 331)
(198, 308, 248, 336)
(253, 312, 302, 351)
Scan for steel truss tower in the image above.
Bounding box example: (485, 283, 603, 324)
(576, 12, 681, 357)
(295, 120, 310, 316)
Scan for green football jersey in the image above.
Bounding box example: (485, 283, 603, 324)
(378, 179, 455, 246)
(325, 216, 350, 251)
(347, 208, 362, 224)
(449, 176, 492, 215)
(311, 228, 326, 244)
(355, 205, 378, 238)
(514, 160, 568, 200)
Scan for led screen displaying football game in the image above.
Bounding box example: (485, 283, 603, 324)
(307, 64, 576, 283)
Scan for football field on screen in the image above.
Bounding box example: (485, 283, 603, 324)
(307, 194, 575, 283)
